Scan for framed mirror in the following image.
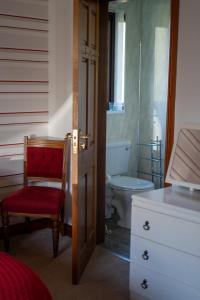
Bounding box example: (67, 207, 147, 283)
(166, 124, 200, 190)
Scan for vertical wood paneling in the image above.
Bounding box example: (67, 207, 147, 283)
(0, 0, 49, 194)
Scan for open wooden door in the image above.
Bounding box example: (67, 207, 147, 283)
(72, 0, 99, 284)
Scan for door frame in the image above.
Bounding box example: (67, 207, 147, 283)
(96, 0, 180, 243)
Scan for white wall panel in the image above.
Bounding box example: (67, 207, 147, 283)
(175, 0, 200, 134)
(0, 156, 23, 176)
(0, 0, 48, 20)
(0, 112, 48, 125)
(0, 61, 48, 81)
(0, 83, 48, 93)
(0, 49, 48, 61)
(0, 174, 23, 188)
(0, 28, 48, 50)
(0, 144, 23, 156)
(0, 94, 48, 113)
(0, 124, 48, 145)
(0, 15, 48, 31)
(0, 0, 48, 197)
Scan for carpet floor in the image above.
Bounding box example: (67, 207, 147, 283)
(0, 229, 130, 300)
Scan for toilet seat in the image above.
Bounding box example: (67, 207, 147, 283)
(108, 175, 154, 192)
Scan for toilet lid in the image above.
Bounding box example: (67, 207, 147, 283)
(109, 176, 155, 191)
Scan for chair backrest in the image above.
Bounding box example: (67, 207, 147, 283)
(24, 137, 68, 190)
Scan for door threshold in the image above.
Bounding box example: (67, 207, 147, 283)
(100, 245, 130, 263)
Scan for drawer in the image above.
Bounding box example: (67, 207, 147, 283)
(132, 206, 200, 256)
(130, 264, 200, 300)
(130, 235, 200, 291)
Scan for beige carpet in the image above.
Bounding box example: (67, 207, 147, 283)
(0, 229, 129, 300)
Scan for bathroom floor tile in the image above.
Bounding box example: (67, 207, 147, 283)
(103, 216, 130, 261)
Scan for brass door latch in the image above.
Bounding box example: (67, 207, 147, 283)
(66, 130, 90, 154)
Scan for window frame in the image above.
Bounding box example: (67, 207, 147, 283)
(108, 12, 116, 107)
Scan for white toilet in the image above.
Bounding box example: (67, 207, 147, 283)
(106, 141, 154, 229)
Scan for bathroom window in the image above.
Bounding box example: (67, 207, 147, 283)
(108, 12, 126, 112)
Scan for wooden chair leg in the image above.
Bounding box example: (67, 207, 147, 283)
(25, 217, 32, 233)
(60, 206, 64, 224)
(52, 219, 59, 258)
(2, 213, 10, 252)
(60, 206, 65, 236)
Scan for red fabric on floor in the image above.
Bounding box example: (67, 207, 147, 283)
(0, 252, 53, 300)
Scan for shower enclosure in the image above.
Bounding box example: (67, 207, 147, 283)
(107, 0, 170, 187)
(137, 0, 170, 188)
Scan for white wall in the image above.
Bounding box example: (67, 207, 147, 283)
(48, 0, 73, 138)
(48, 0, 73, 223)
(0, 0, 49, 199)
(175, 0, 200, 133)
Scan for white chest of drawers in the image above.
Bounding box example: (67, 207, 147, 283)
(130, 186, 200, 300)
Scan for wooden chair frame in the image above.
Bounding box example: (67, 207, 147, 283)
(2, 136, 68, 257)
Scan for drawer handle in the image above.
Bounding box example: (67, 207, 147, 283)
(141, 279, 148, 289)
(143, 221, 150, 231)
(142, 250, 149, 260)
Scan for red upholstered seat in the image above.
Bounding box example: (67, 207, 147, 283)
(2, 186, 65, 215)
(0, 252, 53, 300)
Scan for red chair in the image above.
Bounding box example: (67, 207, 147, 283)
(2, 136, 68, 257)
(0, 252, 53, 300)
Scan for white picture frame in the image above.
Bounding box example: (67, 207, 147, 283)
(165, 123, 200, 191)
